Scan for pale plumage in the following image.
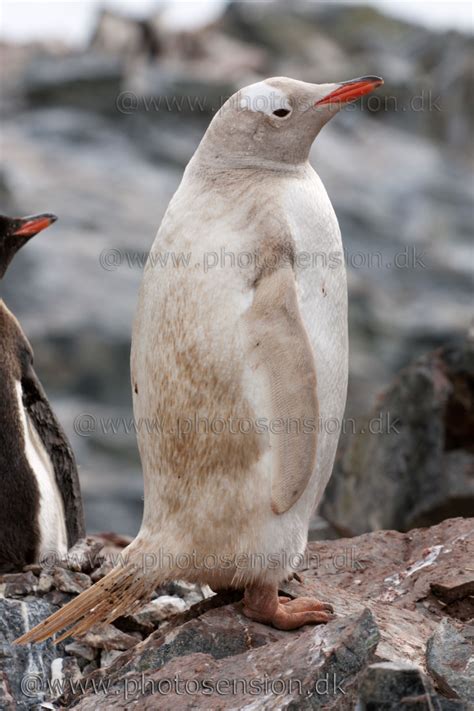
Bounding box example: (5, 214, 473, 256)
(131, 155, 347, 590)
(16, 74, 383, 643)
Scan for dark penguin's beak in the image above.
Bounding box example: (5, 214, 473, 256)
(12, 213, 58, 237)
(0, 212, 58, 279)
(316, 76, 384, 106)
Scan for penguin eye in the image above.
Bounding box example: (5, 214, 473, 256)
(272, 108, 291, 118)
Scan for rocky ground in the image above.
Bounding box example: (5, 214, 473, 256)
(1, 517, 472, 709)
(1, 2, 473, 535)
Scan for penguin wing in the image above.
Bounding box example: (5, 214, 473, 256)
(21, 364, 85, 546)
(246, 266, 318, 515)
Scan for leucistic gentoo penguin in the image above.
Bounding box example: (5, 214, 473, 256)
(16, 75, 383, 644)
(0, 213, 85, 573)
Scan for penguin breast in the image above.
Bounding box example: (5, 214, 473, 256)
(14, 381, 68, 561)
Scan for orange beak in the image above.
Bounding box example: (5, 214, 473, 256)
(316, 76, 384, 107)
(12, 213, 57, 237)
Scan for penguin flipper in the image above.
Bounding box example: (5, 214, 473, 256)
(21, 364, 85, 546)
(247, 266, 318, 515)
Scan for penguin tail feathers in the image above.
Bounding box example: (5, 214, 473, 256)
(14, 559, 158, 646)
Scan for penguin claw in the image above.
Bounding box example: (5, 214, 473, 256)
(242, 584, 335, 630)
(272, 606, 335, 630)
(278, 596, 334, 614)
(243, 599, 335, 630)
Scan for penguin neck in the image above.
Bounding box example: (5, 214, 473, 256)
(0, 236, 29, 279)
(187, 147, 310, 179)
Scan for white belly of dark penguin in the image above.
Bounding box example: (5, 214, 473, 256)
(15, 381, 68, 560)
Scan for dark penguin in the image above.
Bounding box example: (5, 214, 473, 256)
(0, 213, 84, 573)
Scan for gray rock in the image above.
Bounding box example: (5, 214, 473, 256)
(43, 589, 74, 606)
(114, 595, 190, 637)
(322, 338, 474, 534)
(156, 580, 211, 600)
(90, 8, 161, 60)
(50, 655, 83, 694)
(1, 571, 38, 597)
(22, 564, 43, 575)
(114, 604, 279, 677)
(90, 560, 114, 582)
(65, 609, 380, 709)
(79, 624, 140, 651)
(64, 537, 105, 573)
(0, 597, 64, 710)
(81, 660, 99, 677)
(2, 518, 472, 708)
(64, 641, 97, 663)
(128, 595, 187, 625)
(51, 567, 91, 594)
(0, 672, 16, 711)
(100, 649, 124, 668)
(23, 53, 123, 113)
(426, 619, 474, 704)
(357, 661, 466, 710)
(37, 572, 54, 594)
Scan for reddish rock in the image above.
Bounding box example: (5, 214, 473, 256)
(68, 609, 380, 709)
(3, 518, 472, 709)
(430, 574, 474, 604)
(280, 518, 474, 670)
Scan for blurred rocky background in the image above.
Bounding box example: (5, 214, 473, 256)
(1, 0, 473, 537)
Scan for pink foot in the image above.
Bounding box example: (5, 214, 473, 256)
(243, 584, 335, 630)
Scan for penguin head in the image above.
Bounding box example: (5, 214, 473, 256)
(198, 76, 383, 168)
(0, 213, 57, 278)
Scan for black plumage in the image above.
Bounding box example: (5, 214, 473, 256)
(0, 213, 84, 572)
